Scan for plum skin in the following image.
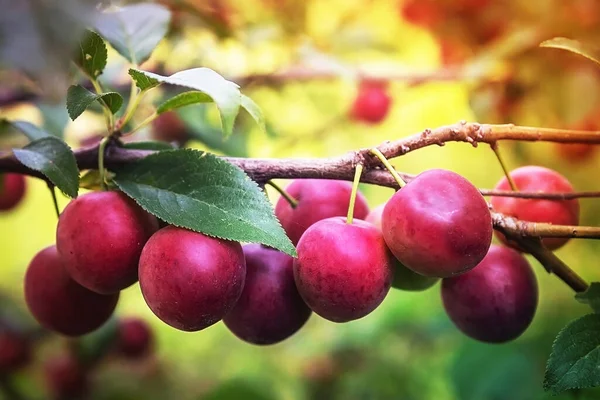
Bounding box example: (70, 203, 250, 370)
(139, 226, 246, 332)
(275, 179, 370, 245)
(151, 111, 188, 143)
(0, 173, 26, 211)
(44, 354, 88, 399)
(350, 81, 392, 124)
(382, 169, 493, 278)
(224, 244, 311, 345)
(116, 318, 153, 359)
(366, 204, 438, 291)
(441, 245, 538, 343)
(294, 217, 394, 323)
(491, 166, 579, 251)
(24, 246, 119, 336)
(56, 191, 159, 294)
(0, 331, 31, 373)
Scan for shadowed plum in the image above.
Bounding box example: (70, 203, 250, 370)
(224, 244, 311, 345)
(139, 226, 246, 332)
(441, 245, 538, 343)
(56, 191, 159, 294)
(366, 204, 438, 291)
(44, 353, 89, 399)
(350, 81, 392, 124)
(151, 111, 189, 143)
(0, 331, 31, 374)
(24, 246, 119, 336)
(116, 318, 153, 359)
(0, 173, 26, 211)
(490, 166, 579, 251)
(382, 169, 492, 278)
(275, 179, 369, 245)
(294, 217, 393, 323)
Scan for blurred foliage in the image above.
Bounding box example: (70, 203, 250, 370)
(1, 0, 600, 399)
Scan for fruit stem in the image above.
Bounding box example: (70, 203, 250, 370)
(267, 181, 298, 208)
(47, 183, 60, 218)
(98, 137, 110, 191)
(91, 79, 114, 133)
(124, 111, 157, 137)
(347, 164, 364, 225)
(491, 143, 518, 191)
(119, 83, 147, 131)
(369, 148, 406, 188)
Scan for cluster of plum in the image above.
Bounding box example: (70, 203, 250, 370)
(278, 164, 578, 343)
(0, 161, 579, 346)
(0, 316, 152, 399)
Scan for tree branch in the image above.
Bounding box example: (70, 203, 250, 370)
(0, 121, 597, 292)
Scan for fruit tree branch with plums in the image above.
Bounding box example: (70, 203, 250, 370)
(3, 2, 600, 398)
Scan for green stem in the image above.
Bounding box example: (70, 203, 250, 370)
(124, 111, 157, 137)
(491, 143, 518, 191)
(98, 137, 110, 190)
(91, 79, 114, 132)
(267, 180, 298, 208)
(347, 164, 364, 225)
(369, 148, 406, 188)
(119, 83, 145, 130)
(47, 183, 60, 218)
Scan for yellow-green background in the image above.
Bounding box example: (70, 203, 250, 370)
(2, 0, 600, 398)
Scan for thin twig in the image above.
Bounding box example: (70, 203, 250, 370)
(1, 121, 599, 292)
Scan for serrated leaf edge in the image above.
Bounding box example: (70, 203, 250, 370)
(111, 149, 296, 256)
(543, 314, 600, 393)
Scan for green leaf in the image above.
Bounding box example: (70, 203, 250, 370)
(540, 38, 600, 66)
(122, 141, 174, 151)
(575, 283, 600, 313)
(129, 68, 241, 137)
(156, 91, 212, 114)
(128, 69, 160, 91)
(94, 3, 171, 65)
(112, 149, 295, 256)
(13, 137, 79, 198)
(0, 120, 51, 141)
(66, 85, 123, 120)
(178, 106, 248, 157)
(74, 29, 107, 79)
(544, 314, 600, 394)
(240, 94, 266, 132)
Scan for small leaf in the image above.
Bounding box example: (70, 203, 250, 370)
(113, 149, 295, 256)
(0, 120, 51, 141)
(93, 3, 171, 65)
(544, 314, 600, 394)
(74, 29, 107, 78)
(240, 94, 266, 132)
(13, 137, 79, 198)
(122, 141, 174, 151)
(576, 283, 600, 313)
(129, 68, 241, 137)
(156, 91, 212, 114)
(540, 38, 600, 66)
(128, 69, 160, 91)
(67, 85, 123, 120)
